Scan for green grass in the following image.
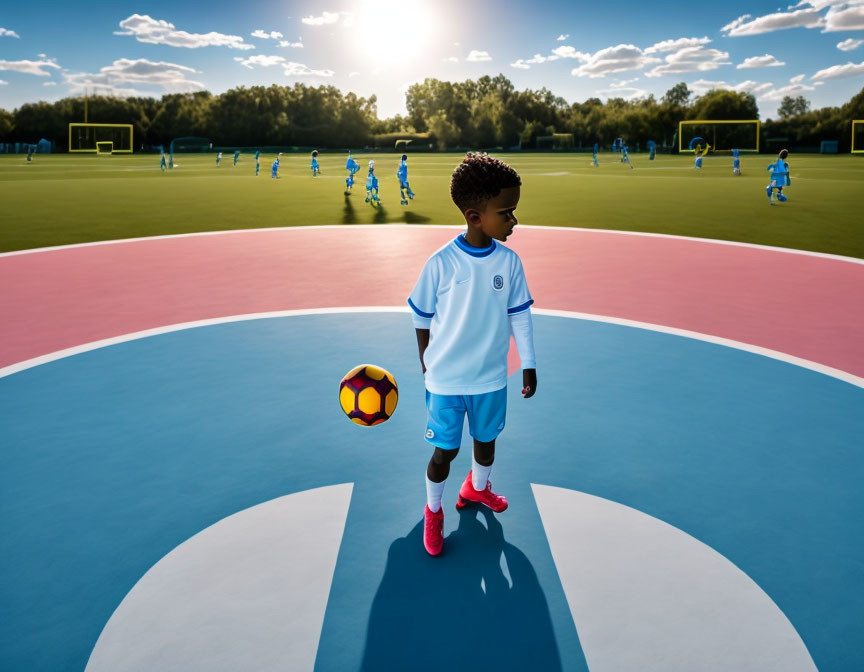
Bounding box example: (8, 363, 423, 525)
(1, 152, 862, 257)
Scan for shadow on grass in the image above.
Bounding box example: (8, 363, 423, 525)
(402, 210, 432, 224)
(360, 506, 563, 671)
(342, 194, 358, 224)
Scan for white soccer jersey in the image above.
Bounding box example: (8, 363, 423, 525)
(408, 234, 533, 395)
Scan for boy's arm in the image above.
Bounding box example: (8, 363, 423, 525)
(415, 329, 430, 374)
(509, 309, 537, 398)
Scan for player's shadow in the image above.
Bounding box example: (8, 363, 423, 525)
(360, 506, 563, 671)
(342, 194, 358, 224)
(402, 210, 432, 224)
(372, 204, 388, 225)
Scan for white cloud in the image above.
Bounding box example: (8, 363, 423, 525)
(279, 40, 303, 48)
(0, 80, 7, 85)
(0, 59, 61, 76)
(811, 60, 864, 79)
(0, 27, 20, 38)
(721, 8, 824, 36)
(511, 60, 531, 70)
(610, 77, 640, 88)
(837, 37, 864, 51)
(644, 36, 710, 54)
(283, 61, 334, 77)
(557, 34, 569, 41)
(823, 3, 864, 31)
(251, 30, 283, 40)
(511, 53, 555, 69)
(43, 81, 57, 86)
(571, 44, 659, 78)
(790, 74, 806, 83)
(737, 54, 786, 69)
(759, 82, 817, 100)
(551, 45, 591, 61)
(466, 50, 492, 62)
(645, 46, 731, 77)
(688, 78, 774, 95)
(115, 14, 254, 50)
(234, 54, 286, 69)
(301, 12, 340, 26)
(444, 56, 459, 63)
(63, 58, 205, 95)
(594, 86, 649, 99)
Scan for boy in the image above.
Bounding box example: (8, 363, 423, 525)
(591, 142, 599, 167)
(160, 149, 167, 172)
(732, 148, 741, 176)
(766, 149, 790, 203)
(233, 149, 241, 167)
(621, 144, 634, 169)
(365, 159, 380, 206)
(311, 150, 320, 177)
(345, 151, 360, 194)
(255, 150, 260, 176)
(216, 151, 222, 167)
(397, 154, 415, 205)
(407, 152, 537, 557)
(648, 140, 656, 161)
(271, 152, 281, 179)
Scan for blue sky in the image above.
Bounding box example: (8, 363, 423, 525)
(1, 0, 863, 119)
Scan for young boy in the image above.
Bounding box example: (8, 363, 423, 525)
(271, 152, 281, 179)
(216, 151, 222, 167)
(408, 152, 537, 557)
(255, 150, 260, 176)
(345, 151, 360, 194)
(160, 149, 167, 172)
(365, 159, 380, 206)
(397, 154, 416, 205)
(591, 142, 599, 167)
(311, 150, 320, 177)
(766, 149, 790, 203)
(732, 148, 741, 176)
(233, 149, 241, 167)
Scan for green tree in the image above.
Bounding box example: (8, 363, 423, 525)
(778, 95, 811, 118)
(689, 89, 759, 120)
(662, 83, 691, 108)
(0, 108, 14, 140)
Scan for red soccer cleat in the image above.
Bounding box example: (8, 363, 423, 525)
(456, 471, 508, 513)
(424, 505, 444, 556)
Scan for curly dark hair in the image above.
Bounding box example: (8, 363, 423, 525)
(779, 149, 789, 159)
(450, 152, 521, 212)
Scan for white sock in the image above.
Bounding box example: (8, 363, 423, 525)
(472, 457, 492, 491)
(426, 476, 446, 513)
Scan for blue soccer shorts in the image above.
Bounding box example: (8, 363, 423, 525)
(424, 388, 507, 450)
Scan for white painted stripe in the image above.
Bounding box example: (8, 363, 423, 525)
(1, 224, 861, 265)
(532, 484, 818, 672)
(1, 307, 861, 388)
(86, 484, 353, 672)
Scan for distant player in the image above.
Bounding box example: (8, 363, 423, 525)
(397, 154, 415, 205)
(621, 145, 634, 169)
(408, 152, 536, 557)
(345, 151, 360, 194)
(648, 140, 656, 161)
(766, 149, 790, 204)
(591, 142, 599, 167)
(732, 148, 741, 176)
(216, 151, 222, 167)
(694, 143, 710, 169)
(233, 150, 241, 167)
(26, 145, 34, 163)
(160, 150, 167, 172)
(311, 150, 320, 177)
(366, 159, 380, 206)
(255, 150, 260, 176)
(271, 152, 282, 179)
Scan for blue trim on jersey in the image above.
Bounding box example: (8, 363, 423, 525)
(455, 234, 496, 258)
(507, 299, 534, 315)
(407, 298, 434, 319)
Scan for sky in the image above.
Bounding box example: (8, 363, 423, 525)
(1, 0, 864, 120)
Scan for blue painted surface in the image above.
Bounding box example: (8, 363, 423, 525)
(1, 314, 862, 671)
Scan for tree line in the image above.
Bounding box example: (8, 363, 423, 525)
(1, 75, 862, 152)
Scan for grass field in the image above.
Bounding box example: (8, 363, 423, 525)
(1, 152, 862, 257)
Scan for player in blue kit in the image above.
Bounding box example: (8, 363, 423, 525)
(311, 150, 320, 177)
(255, 150, 260, 176)
(160, 149, 167, 172)
(365, 160, 380, 206)
(408, 152, 537, 556)
(271, 152, 281, 179)
(216, 151, 222, 167)
(648, 140, 656, 161)
(766, 149, 790, 203)
(345, 151, 360, 194)
(397, 154, 415, 205)
(233, 150, 241, 167)
(732, 148, 741, 176)
(591, 142, 599, 167)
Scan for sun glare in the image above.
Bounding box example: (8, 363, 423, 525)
(352, 0, 439, 64)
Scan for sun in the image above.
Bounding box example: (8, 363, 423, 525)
(350, 0, 440, 65)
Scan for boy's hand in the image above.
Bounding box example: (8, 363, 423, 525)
(522, 369, 537, 398)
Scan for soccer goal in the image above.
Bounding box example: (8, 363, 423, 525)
(69, 123, 133, 154)
(96, 142, 113, 155)
(678, 120, 760, 153)
(852, 120, 864, 153)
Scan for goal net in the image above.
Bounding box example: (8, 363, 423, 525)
(678, 120, 760, 153)
(69, 124, 133, 153)
(852, 120, 864, 154)
(96, 141, 113, 155)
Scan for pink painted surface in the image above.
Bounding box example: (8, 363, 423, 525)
(1, 227, 862, 379)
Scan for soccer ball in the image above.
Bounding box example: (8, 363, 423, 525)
(339, 364, 398, 426)
(733, 168, 741, 176)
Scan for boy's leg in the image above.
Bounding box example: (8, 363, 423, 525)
(457, 389, 508, 512)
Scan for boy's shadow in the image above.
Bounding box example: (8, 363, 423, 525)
(402, 210, 432, 224)
(360, 506, 562, 671)
(372, 203, 388, 224)
(342, 194, 358, 224)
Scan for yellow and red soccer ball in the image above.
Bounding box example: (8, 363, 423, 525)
(339, 364, 398, 426)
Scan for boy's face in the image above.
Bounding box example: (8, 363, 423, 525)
(467, 186, 520, 242)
